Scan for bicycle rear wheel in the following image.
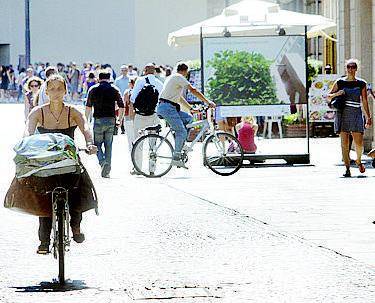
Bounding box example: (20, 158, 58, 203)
(131, 134, 174, 178)
(203, 132, 243, 176)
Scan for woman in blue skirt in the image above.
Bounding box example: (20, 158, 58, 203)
(328, 59, 372, 177)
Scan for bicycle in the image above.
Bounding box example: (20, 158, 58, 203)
(49, 148, 94, 286)
(131, 106, 244, 177)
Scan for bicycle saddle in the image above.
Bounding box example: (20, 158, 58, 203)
(143, 124, 162, 132)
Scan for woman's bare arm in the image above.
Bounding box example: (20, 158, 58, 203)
(71, 107, 93, 146)
(361, 86, 371, 122)
(24, 107, 41, 137)
(327, 81, 343, 101)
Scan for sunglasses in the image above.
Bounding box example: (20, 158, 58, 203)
(347, 65, 357, 69)
(30, 84, 40, 88)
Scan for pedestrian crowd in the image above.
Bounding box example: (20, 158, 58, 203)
(0, 61, 172, 103)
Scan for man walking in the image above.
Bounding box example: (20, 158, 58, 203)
(85, 71, 124, 178)
(114, 65, 130, 97)
(130, 63, 163, 175)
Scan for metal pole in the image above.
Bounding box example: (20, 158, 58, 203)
(305, 25, 310, 158)
(315, 0, 319, 60)
(200, 27, 204, 95)
(25, 0, 31, 67)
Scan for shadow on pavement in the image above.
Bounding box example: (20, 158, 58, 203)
(12, 280, 91, 292)
(242, 163, 315, 168)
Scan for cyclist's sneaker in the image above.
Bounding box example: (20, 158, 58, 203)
(37, 242, 50, 254)
(171, 159, 188, 169)
(73, 233, 85, 243)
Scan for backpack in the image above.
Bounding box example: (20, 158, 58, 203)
(134, 77, 159, 115)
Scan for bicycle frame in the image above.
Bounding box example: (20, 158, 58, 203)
(184, 119, 211, 153)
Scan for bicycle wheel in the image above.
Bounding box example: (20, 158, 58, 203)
(56, 198, 65, 285)
(203, 132, 243, 176)
(131, 134, 174, 178)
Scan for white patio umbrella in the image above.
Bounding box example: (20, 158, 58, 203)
(168, 0, 336, 47)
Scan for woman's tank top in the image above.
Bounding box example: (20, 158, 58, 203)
(37, 106, 77, 139)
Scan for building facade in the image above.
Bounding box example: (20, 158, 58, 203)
(0, 0, 236, 70)
(336, 0, 374, 150)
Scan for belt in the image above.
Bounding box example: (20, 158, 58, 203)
(135, 111, 154, 116)
(159, 98, 179, 107)
(345, 100, 361, 108)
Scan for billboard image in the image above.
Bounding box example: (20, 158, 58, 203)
(203, 35, 307, 108)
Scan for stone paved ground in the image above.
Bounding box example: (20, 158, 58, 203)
(1, 105, 375, 302)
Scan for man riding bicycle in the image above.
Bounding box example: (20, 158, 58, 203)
(157, 62, 215, 168)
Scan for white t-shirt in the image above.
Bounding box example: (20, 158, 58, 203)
(159, 73, 190, 107)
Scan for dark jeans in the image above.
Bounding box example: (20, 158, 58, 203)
(93, 117, 115, 171)
(38, 210, 82, 243)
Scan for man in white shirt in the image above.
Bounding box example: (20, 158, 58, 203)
(157, 62, 215, 168)
(130, 63, 163, 174)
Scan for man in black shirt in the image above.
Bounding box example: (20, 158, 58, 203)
(85, 71, 124, 178)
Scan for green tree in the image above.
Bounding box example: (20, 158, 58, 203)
(207, 50, 278, 105)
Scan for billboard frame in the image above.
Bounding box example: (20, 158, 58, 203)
(199, 25, 310, 165)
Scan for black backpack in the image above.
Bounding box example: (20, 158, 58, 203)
(134, 77, 159, 115)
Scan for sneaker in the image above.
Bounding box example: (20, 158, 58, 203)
(37, 242, 50, 254)
(101, 163, 111, 178)
(171, 159, 188, 169)
(130, 168, 141, 175)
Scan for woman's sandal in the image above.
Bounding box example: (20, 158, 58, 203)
(356, 161, 366, 173)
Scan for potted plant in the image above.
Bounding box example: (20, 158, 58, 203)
(283, 113, 308, 138)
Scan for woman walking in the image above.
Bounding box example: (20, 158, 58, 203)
(328, 59, 372, 177)
(23, 76, 43, 120)
(123, 78, 136, 154)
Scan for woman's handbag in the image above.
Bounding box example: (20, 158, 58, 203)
(329, 95, 346, 110)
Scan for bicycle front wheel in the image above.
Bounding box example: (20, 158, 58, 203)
(57, 201, 65, 285)
(203, 132, 243, 176)
(131, 134, 174, 178)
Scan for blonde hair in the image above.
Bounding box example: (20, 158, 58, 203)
(242, 115, 256, 125)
